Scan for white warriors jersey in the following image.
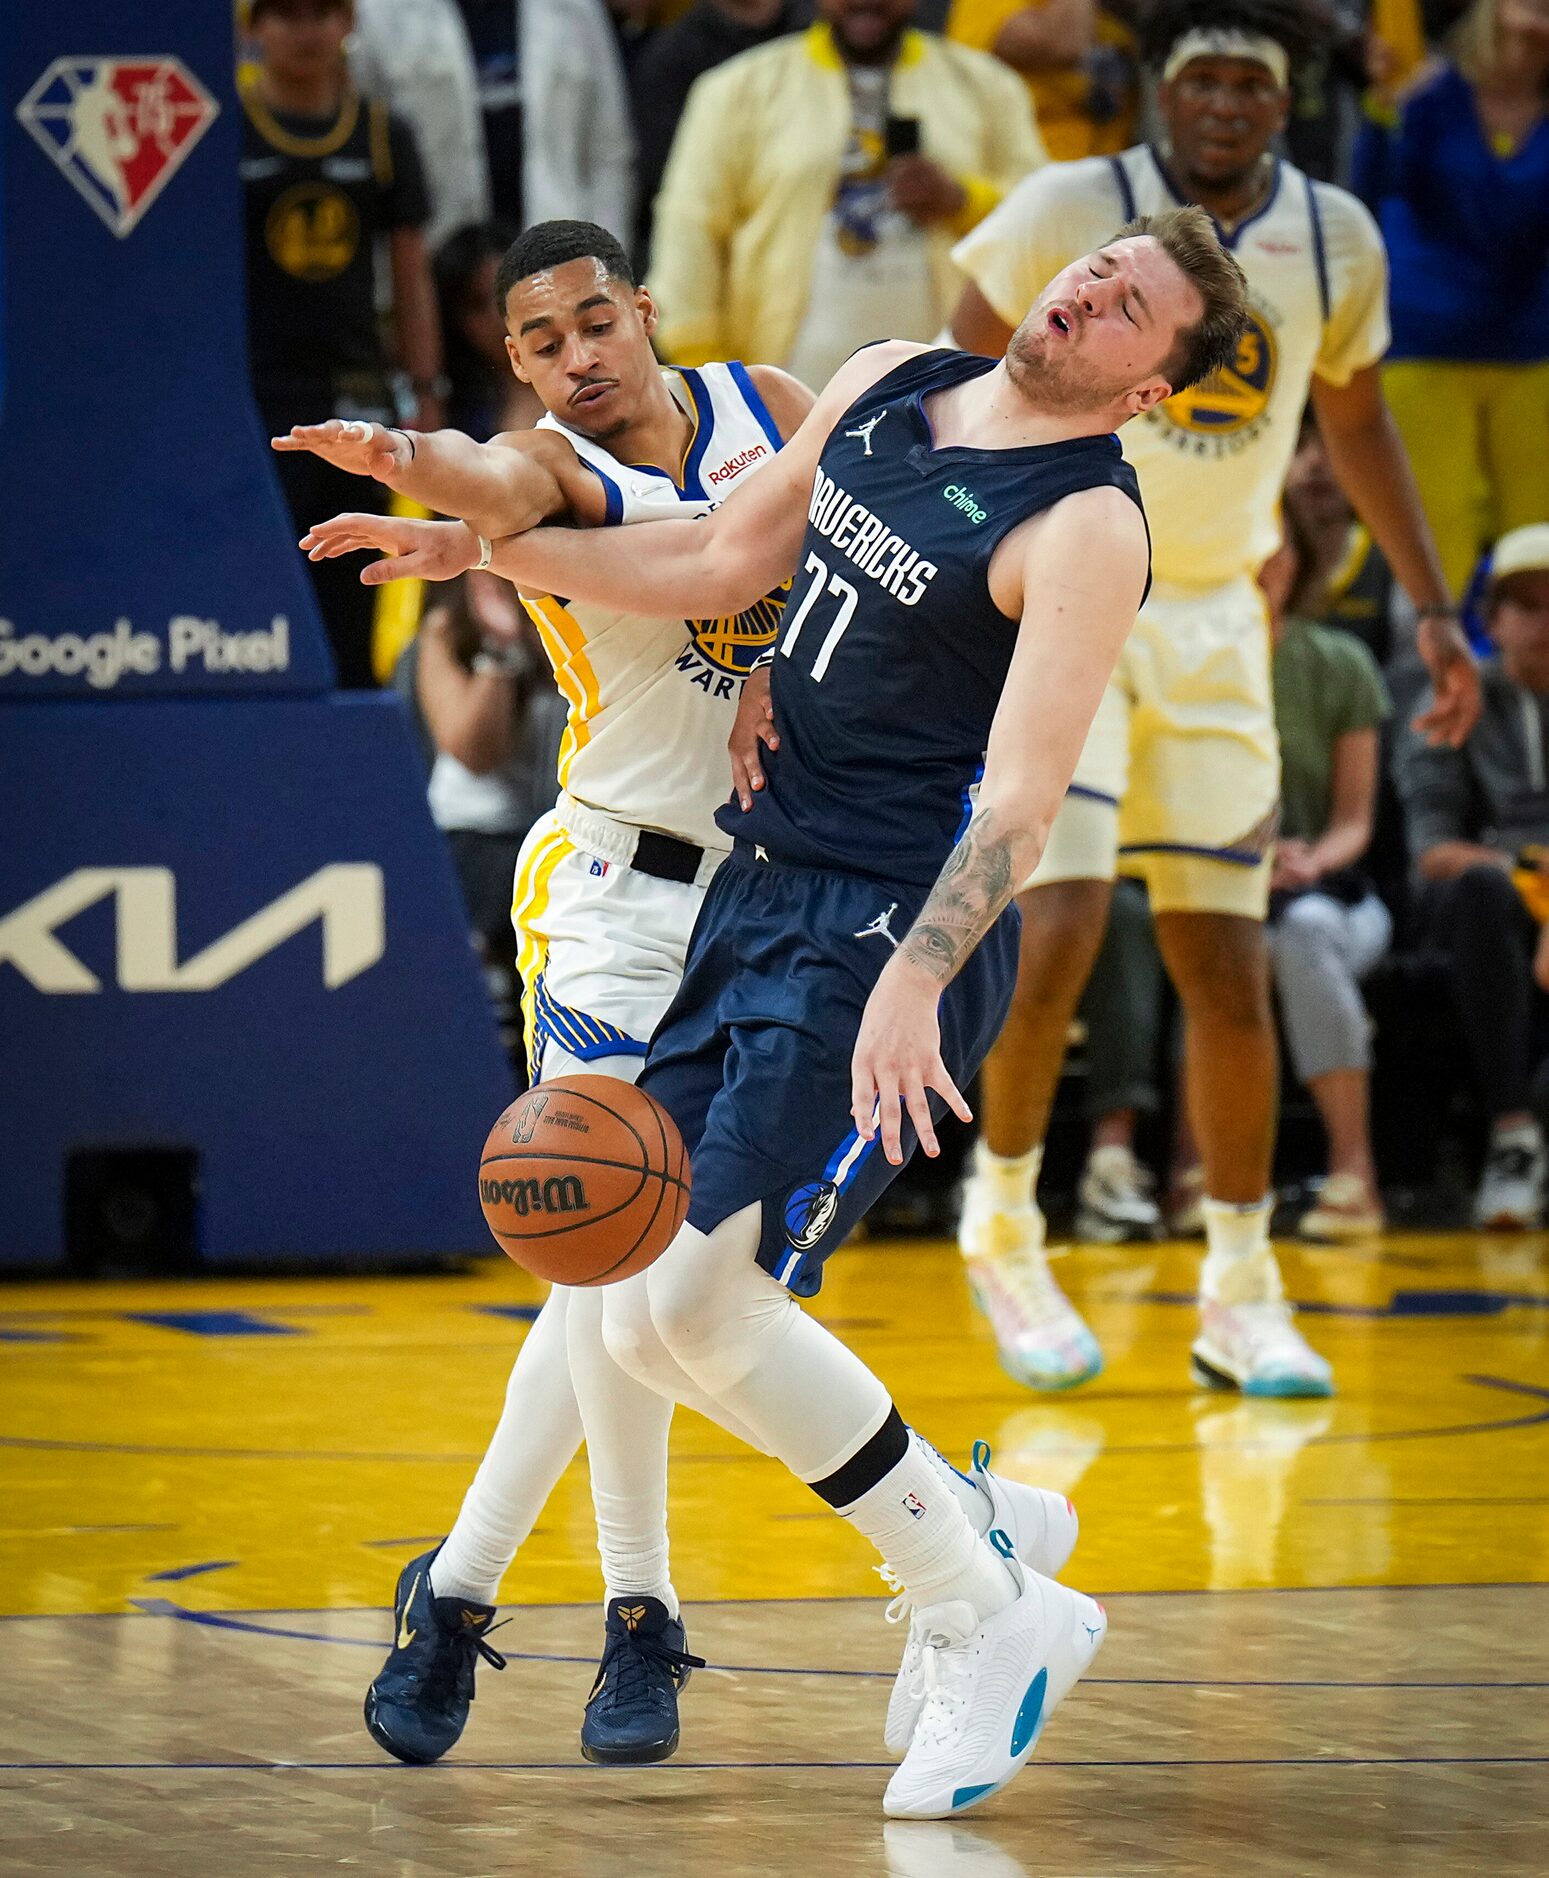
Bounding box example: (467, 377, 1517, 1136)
(952, 147, 1390, 589)
(521, 362, 789, 850)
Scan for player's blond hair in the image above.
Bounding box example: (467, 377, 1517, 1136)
(1117, 205, 1251, 394)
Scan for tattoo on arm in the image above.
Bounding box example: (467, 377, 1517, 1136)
(897, 805, 1024, 986)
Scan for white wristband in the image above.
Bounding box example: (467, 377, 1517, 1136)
(472, 530, 493, 572)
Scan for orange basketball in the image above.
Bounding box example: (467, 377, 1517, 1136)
(478, 1075, 691, 1285)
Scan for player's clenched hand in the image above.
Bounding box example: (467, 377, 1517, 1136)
(851, 957, 972, 1166)
(298, 513, 479, 585)
(271, 419, 411, 482)
(1413, 616, 1481, 747)
(729, 665, 779, 811)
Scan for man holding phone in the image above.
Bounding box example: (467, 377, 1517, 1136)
(646, 0, 1045, 384)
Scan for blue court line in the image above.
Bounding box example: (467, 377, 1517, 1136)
(144, 1561, 238, 1583)
(122, 1311, 304, 1338)
(474, 1305, 541, 1322)
(0, 1329, 77, 1343)
(5, 1580, 1548, 1624)
(119, 1601, 1549, 1689)
(1136, 1288, 1549, 1319)
(361, 1536, 445, 1548)
(3, 1755, 1545, 1774)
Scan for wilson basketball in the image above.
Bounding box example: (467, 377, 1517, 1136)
(478, 1075, 691, 1285)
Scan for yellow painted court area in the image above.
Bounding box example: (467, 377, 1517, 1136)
(3, 1231, 1548, 1874)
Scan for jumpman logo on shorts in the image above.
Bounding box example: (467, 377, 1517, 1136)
(846, 412, 886, 457)
(853, 902, 900, 948)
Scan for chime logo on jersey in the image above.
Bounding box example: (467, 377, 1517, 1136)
(16, 57, 218, 238)
(1158, 309, 1278, 445)
(784, 1179, 840, 1251)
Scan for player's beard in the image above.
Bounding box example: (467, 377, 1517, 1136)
(1005, 320, 1119, 415)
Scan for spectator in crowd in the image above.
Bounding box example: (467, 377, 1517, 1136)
(1393, 524, 1549, 1228)
(454, 0, 636, 242)
(1353, 0, 1549, 598)
(242, 0, 442, 688)
(630, 0, 805, 267)
(433, 220, 542, 436)
(398, 570, 565, 1069)
(1262, 509, 1394, 1240)
(1283, 410, 1397, 664)
(349, 0, 491, 246)
(647, 0, 1044, 382)
(945, 0, 1140, 162)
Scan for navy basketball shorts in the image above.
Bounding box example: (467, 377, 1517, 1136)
(639, 844, 1021, 1297)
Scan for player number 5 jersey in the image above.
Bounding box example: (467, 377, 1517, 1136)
(522, 362, 789, 851)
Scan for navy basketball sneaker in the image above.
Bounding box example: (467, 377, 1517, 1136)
(363, 1546, 506, 1764)
(580, 1595, 704, 1764)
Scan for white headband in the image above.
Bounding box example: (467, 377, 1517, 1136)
(1162, 29, 1290, 88)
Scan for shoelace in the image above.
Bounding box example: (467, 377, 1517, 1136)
(595, 1627, 705, 1712)
(419, 1616, 509, 1705)
(910, 1636, 974, 1750)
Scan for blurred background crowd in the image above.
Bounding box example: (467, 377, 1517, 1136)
(235, 0, 1549, 1235)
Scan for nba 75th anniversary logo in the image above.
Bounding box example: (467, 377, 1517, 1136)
(16, 57, 218, 238)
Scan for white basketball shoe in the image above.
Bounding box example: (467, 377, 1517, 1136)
(959, 1192, 1102, 1391)
(882, 1562, 1106, 1820)
(1192, 1254, 1333, 1398)
(884, 1444, 1078, 1755)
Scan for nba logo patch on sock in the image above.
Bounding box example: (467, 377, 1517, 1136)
(902, 1491, 927, 1520)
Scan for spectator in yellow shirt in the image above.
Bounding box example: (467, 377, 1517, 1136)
(946, 0, 1139, 161)
(648, 0, 1045, 380)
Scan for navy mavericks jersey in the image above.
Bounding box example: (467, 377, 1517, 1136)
(720, 349, 1147, 886)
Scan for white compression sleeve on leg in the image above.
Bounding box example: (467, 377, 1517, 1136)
(564, 1284, 677, 1614)
(432, 1286, 583, 1604)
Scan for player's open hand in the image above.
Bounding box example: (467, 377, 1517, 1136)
(1413, 616, 1481, 747)
(851, 957, 972, 1166)
(271, 419, 411, 482)
(298, 513, 480, 585)
(729, 666, 779, 811)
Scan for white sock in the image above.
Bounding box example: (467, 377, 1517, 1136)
(1200, 1196, 1277, 1304)
(431, 1288, 583, 1605)
(596, 1475, 678, 1617)
(837, 1438, 1015, 1623)
(911, 1429, 991, 1535)
(969, 1141, 1044, 1214)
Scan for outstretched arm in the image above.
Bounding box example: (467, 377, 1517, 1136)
(479, 343, 928, 616)
(272, 419, 607, 537)
(850, 486, 1148, 1162)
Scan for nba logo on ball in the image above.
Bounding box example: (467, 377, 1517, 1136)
(784, 1180, 840, 1251)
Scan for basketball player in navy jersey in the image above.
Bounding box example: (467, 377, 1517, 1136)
(308, 207, 1249, 1817)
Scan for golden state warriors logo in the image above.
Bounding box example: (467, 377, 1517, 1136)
(266, 182, 359, 281)
(1160, 310, 1277, 440)
(686, 580, 792, 677)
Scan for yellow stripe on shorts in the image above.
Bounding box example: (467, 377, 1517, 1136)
(510, 826, 576, 1084)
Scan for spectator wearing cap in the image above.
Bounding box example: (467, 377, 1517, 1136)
(1353, 0, 1549, 599)
(647, 0, 1044, 385)
(1393, 524, 1549, 1228)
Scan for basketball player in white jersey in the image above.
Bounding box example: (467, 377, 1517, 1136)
(280, 220, 1079, 1769)
(276, 218, 813, 1765)
(943, 0, 1479, 1395)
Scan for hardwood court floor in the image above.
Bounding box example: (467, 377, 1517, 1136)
(2, 1231, 1547, 1875)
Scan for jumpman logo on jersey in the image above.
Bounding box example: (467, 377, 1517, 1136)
(853, 902, 900, 948)
(846, 412, 886, 457)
